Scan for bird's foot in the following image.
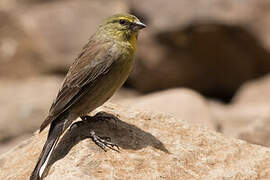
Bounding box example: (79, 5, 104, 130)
(69, 111, 120, 152)
(89, 130, 119, 152)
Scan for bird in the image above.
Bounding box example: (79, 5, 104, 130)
(30, 13, 146, 180)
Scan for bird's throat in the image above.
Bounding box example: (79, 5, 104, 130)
(125, 33, 137, 52)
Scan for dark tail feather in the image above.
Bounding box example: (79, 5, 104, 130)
(30, 119, 65, 180)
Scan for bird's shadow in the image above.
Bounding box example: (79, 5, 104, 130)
(45, 112, 169, 176)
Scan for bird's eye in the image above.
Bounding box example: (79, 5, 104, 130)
(119, 19, 128, 25)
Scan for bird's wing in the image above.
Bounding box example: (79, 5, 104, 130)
(40, 40, 117, 132)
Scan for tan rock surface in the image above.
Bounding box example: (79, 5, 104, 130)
(121, 88, 216, 130)
(0, 76, 62, 142)
(232, 74, 270, 105)
(210, 101, 270, 147)
(109, 88, 140, 103)
(1, 103, 270, 179)
(210, 75, 270, 147)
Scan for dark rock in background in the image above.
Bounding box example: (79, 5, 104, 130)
(127, 0, 270, 101)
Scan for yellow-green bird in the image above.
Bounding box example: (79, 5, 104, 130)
(30, 14, 146, 180)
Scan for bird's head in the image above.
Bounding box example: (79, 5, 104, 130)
(96, 14, 146, 44)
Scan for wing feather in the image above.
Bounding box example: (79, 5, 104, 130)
(40, 40, 117, 132)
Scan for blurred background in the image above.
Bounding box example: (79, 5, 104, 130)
(1, 0, 270, 154)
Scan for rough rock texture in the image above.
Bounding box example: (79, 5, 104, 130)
(127, 0, 270, 100)
(210, 75, 270, 147)
(1, 103, 270, 179)
(121, 88, 216, 130)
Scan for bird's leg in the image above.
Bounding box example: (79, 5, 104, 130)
(82, 111, 118, 123)
(69, 112, 120, 152)
(70, 111, 117, 130)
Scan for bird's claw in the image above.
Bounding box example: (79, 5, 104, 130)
(89, 130, 120, 152)
(69, 112, 120, 151)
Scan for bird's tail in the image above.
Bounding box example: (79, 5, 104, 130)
(30, 118, 65, 180)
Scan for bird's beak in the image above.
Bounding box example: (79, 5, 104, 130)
(132, 21, 146, 30)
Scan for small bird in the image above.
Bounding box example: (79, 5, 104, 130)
(30, 14, 146, 180)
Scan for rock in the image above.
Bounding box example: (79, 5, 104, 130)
(232, 74, 270, 105)
(127, 0, 270, 100)
(209, 101, 270, 147)
(210, 75, 270, 147)
(0, 76, 62, 142)
(109, 88, 140, 103)
(1, 103, 270, 179)
(120, 88, 216, 130)
(209, 75, 270, 147)
(0, 135, 31, 155)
